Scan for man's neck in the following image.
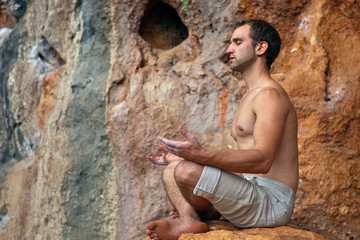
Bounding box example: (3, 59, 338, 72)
(241, 62, 272, 90)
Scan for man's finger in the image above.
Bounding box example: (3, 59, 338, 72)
(179, 127, 198, 144)
(160, 144, 180, 156)
(159, 144, 167, 152)
(147, 153, 167, 165)
(157, 136, 186, 148)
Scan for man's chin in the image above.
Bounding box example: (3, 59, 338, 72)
(231, 62, 250, 73)
(230, 64, 241, 72)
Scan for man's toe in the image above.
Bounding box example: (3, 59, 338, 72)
(146, 221, 158, 230)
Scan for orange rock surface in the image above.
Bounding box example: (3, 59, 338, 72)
(179, 227, 328, 240)
(0, 0, 358, 240)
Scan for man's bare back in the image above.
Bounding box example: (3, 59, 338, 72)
(231, 81, 299, 192)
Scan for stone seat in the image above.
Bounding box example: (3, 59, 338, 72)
(145, 220, 328, 240)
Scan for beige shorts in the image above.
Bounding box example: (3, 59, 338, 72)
(193, 165, 295, 228)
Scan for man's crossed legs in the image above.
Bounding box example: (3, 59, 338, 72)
(146, 152, 295, 239)
(146, 160, 220, 240)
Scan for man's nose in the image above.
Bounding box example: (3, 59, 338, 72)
(226, 45, 233, 53)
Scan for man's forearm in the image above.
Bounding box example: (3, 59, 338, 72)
(195, 148, 271, 174)
(157, 129, 273, 174)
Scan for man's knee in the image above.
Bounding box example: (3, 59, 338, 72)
(174, 160, 203, 187)
(162, 160, 180, 183)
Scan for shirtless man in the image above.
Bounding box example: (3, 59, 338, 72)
(146, 19, 298, 240)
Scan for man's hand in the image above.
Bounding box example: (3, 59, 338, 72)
(157, 127, 205, 163)
(147, 144, 184, 165)
(147, 152, 169, 165)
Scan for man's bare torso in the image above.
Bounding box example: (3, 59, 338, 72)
(231, 81, 299, 193)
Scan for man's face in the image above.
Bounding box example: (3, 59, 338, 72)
(226, 24, 256, 72)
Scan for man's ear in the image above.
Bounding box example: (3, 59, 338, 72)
(255, 41, 268, 56)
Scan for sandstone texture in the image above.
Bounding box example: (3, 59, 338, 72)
(0, 0, 359, 240)
(179, 227, 328, 240)
(179, 221, 329, 240)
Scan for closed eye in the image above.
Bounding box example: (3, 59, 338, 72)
(230, 38, 242, 45)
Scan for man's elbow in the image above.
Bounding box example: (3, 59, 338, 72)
(260, 158, 273, 174)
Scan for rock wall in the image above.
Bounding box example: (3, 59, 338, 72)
(0, 0, 359, 239)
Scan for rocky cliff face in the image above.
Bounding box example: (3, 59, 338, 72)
(0, 0, 358, 240)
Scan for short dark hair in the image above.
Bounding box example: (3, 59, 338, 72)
(235, 19, 281, 69)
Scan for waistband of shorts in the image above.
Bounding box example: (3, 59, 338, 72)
(242, 174, 294, 200)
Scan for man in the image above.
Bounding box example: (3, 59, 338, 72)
(146, 19, 298, 240)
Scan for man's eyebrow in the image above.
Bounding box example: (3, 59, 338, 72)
(230, 37, 242, 43)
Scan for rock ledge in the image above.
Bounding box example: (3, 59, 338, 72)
(145, 220, 328, 240)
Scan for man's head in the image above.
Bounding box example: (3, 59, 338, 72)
(233, 19, 281, 69)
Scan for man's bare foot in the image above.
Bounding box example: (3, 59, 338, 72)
(146, 218, 208, 240)
(146, 211, 178, 240)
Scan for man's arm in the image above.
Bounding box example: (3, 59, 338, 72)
(158, 89, 290, 174)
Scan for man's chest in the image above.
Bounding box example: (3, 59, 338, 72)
(231, 105, 256, 140)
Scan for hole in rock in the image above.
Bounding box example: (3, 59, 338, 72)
(38, 36, 65, 67)
(139, 1, 188, 50)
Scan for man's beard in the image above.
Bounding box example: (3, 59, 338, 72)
(230, 48, 256, 72)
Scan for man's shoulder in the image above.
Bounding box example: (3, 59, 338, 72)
(254, 86, 289, 103)
(253, 86, 293, 114)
